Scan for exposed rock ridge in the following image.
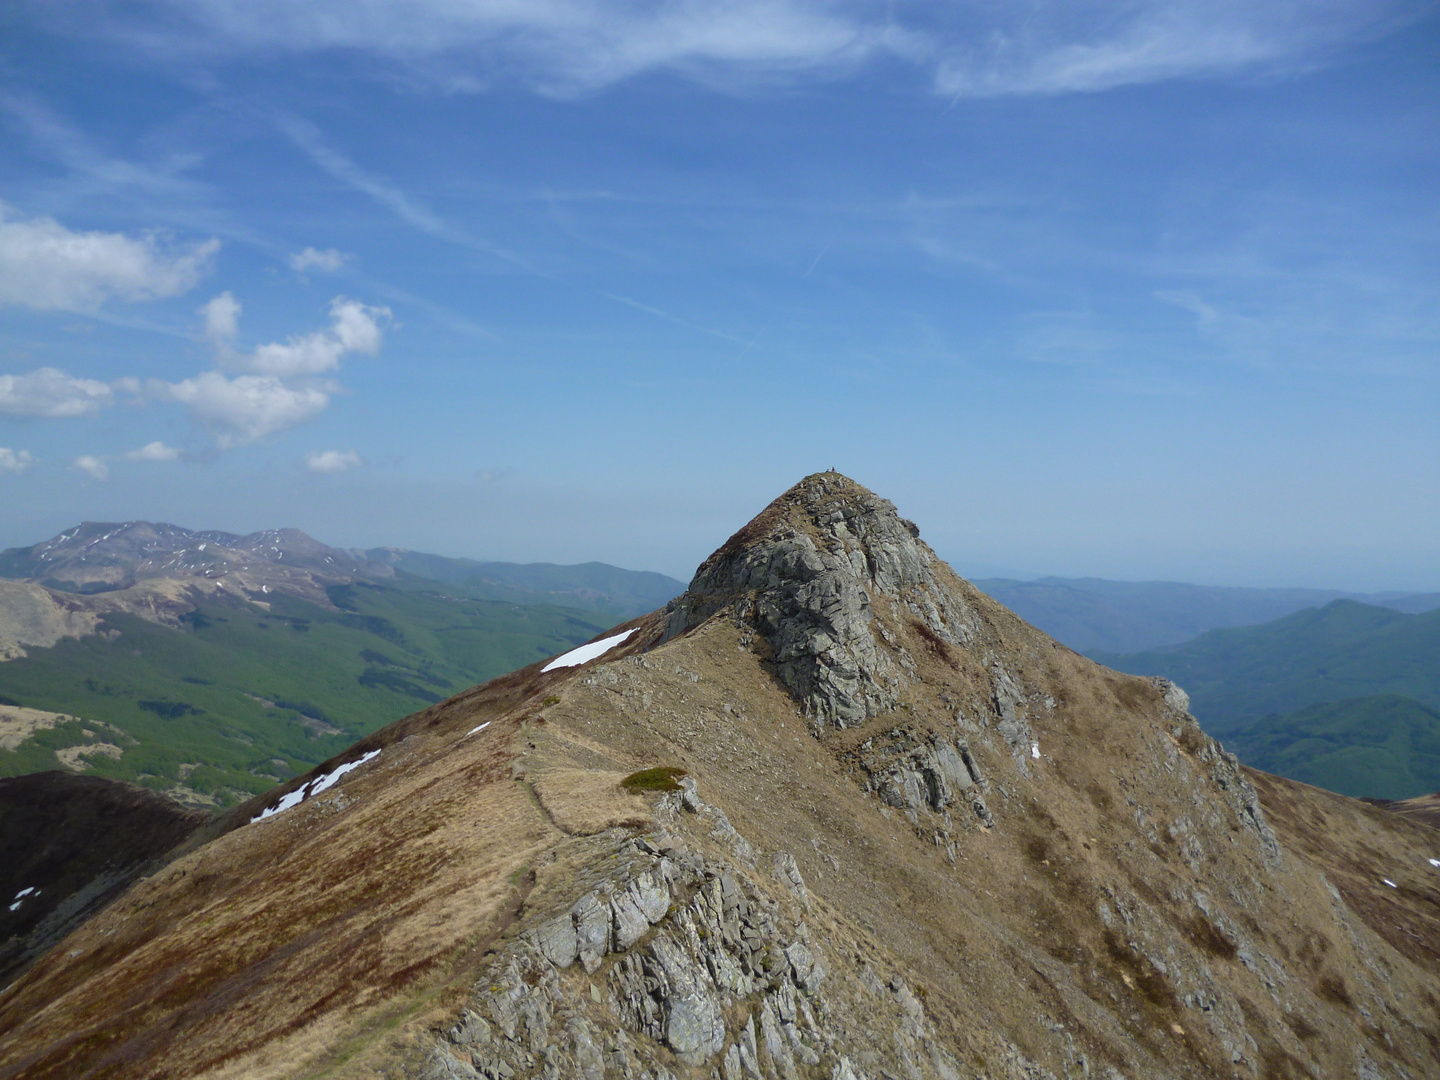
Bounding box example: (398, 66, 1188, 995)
(416, 784, 1045, 1080)
(664, 473, 981, 731)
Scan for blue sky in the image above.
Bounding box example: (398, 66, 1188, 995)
(0, 1, 1436, 589)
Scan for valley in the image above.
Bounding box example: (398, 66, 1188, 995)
(0, 522, 681, 806)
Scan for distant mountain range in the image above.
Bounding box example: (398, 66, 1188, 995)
(1222, 695, 1440, 801)
(974, 575, 1440, 654)
(4, 520, 1437, 803)
(0, 521, 686, 618)
(1091, 600, 1440, 731)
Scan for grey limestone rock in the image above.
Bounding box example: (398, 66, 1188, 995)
(1155, 677, 1191, 715)
(740, 1015, 762, 1078)
(420, 1045, 480, 1080)
(530, 913, 577, 969)
(572, 892, 611, 973)
(784, 941, 825, 993)
(772, 851, 809, 908)
(449, 1010, 492, 1048)
(649, 932, 726, 1062)
(564, 1017, 605, 1080)
(610, 869, 669, 951)
(663, 475, 981, 732)
(1209, 748, 1283, 868)
(723, 1042, 744, 1080)
(422, 822, 856, 1080)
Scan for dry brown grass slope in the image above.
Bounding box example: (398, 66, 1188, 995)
(0, 473, 1437, 1080)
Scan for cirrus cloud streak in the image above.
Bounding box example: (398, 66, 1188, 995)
(46, 1, 1434, 97)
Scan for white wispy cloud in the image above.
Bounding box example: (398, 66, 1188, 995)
(154, 372, 332, 449)
(0, 367, 116, 418)
(289, 247, 352, 273)
(276, 116, 542, 273)
(72, 454, 109, 480)
(0, 202, 218, 313)
(927, 2, 1419, 98)
(278, 116, 449, 236)
(123, 440, 181, 462)
(0, 448, 35, 473)
(117, 0, 889, 94)
(36, 1, 1426, 96)
(305, 449, 362, 473)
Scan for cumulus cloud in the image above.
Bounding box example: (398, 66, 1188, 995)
(72, 454, 108, 480)
(200, 290, 241, 341)
(305, 449, 362, 473)
(0, 203, 217, 312)
(159, 293, 391, 447)
(289, 247, 351, 273)
(49, 1, 1428, 97)
(0, 448, 35, 473)
(123, 440, 181, 462)
(211, 295, 391, 378)
(0, 367, 114, 418)
(155, 372, 331, 449)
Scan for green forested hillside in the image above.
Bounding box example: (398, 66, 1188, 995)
(1092, 600, 1440, 735)
(1223, 695, 1440, 800)
(368, 551, 685, 617)
(0, 580, 613, 806)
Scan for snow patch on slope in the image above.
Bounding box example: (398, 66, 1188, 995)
(542, 629, 635, 672)
(251, 749, 380, 823)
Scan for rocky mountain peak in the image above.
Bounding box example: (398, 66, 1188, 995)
(665, 472, 978, 730)
(1, 475, 1437, 1080)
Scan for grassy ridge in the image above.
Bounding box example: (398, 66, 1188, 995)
(0, 580, 613, 805)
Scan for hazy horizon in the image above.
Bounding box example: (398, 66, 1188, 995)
(2, 506, 1437, 598)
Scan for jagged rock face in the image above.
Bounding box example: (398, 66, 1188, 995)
(665, 473, 979, 730)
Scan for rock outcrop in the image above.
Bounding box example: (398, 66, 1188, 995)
(419, 792, 984, 1080)
(664, 473, 981, 731)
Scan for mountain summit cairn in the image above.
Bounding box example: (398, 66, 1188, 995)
(1, 473, 1437, 1080)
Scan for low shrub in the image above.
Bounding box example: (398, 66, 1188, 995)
(620, 766, 688, 793)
